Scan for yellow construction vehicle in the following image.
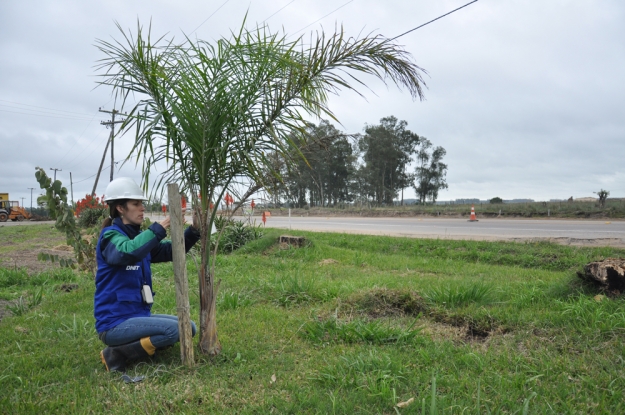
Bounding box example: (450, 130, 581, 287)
(0, 200, 32, 222)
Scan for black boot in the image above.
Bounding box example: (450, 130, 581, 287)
(100, 337, 156, 372)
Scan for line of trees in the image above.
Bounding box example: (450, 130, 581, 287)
(265, 116, 448, 207)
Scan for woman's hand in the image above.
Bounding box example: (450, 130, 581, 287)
(159, 216, 171, 230)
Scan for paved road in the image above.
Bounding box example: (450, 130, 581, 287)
(256, 216, 625, 246)
(5, 216, 624, 247)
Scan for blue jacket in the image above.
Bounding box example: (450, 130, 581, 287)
(94, 217, 200, 333)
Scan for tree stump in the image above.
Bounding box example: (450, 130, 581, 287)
(280, 235, 305, 247)
(577, 258, 625, 295)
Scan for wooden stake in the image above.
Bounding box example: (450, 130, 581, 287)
(167, 183, 195, 366)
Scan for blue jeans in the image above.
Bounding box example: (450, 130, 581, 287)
(102, 314, 197, 349)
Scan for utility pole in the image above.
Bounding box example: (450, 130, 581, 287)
(92, 134, 111, 196)
(20, 197, 25, 207)
(69, 172, 74, 206)
(93, 108, 125, 195)
(50, 167, 62, 182)
(27, 187, 35, 212)
(100, 108, 125, 182)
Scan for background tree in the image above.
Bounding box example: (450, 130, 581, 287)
(283, 120, 356, 207)
(595, 189, 610, 208)
(96, 21, 425, 355)
(357, 116, 420, 205)
(413, 137, 448, 204)
(489, 197, 503, 204)
(262, 151, 289, 207)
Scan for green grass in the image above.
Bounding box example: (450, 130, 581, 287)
(1, 227, 625, 413)
(273, 199, 625, 219)
(0, 224, 65, 253)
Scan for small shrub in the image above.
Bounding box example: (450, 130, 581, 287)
(214, 215, 235, 231)
(77, 207, 107, 228)
(75, 194, 107, 228)
(215, 219, 264, 253)
(34, 169, 99, 274)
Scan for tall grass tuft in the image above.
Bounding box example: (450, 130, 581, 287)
(559, 294, 625, 333)
(6, 287, 43, 316)
(0, 268, 29, 288)
(218, 290, 253, 311)
(424, 283, 494, 308)
(300, 317, 421, 345)
(275, 276, 316, 307)
(315, 351, 406, 402)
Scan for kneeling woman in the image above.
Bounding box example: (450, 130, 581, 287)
(95, 177, 200, 372)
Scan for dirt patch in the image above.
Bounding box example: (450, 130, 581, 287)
(52, 244, 73, 252)
(346, 288, 427, 318)
(0, 249, 74, 275)
(57, 283, 79, 292)
(319, 258, 339, 265)
(432, 311, 508, 344)
(466, 322, 491, 342)
(342, 288, 503, 336)
(512, 237, 625, 248)
(420, 318, 509, 346)
(0, 227, 72, 275)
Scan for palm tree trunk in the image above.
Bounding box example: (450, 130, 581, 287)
(198, 265, 221, 355)
(198, 210, 222, 355)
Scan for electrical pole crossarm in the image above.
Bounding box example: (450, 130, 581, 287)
(97, 108, 127, 184)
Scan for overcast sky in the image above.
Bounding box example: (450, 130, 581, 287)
(1, 0, 624, 207)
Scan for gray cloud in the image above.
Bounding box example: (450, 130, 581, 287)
(1, 0, 624, 205)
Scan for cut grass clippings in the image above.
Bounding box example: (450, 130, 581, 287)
(1, 226, 625, 413)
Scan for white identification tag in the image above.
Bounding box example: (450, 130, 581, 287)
(141, 285, 154, 304)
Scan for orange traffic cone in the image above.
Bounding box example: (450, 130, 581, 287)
(468, 205, 479, 222)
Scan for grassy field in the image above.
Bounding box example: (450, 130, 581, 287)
(262, 199, 625, 219)
(1, 224, 625, 413)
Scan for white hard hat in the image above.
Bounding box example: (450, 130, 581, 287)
(104, 177, 148, 202)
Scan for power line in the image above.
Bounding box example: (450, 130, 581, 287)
(263, 0, 296, 23)
(55, 113, 101, 166)
(291, 0, 354, 36)
(73, 165, 111, 184)
(0, 107, 95, 121)
(59, 98, 114, 168)
(74, 156, 134, 185)
(64, 129, 107, 170)
(0, 99, 98, 117)
(189, 0, 232, 35)
(390, 0, 479, 41)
